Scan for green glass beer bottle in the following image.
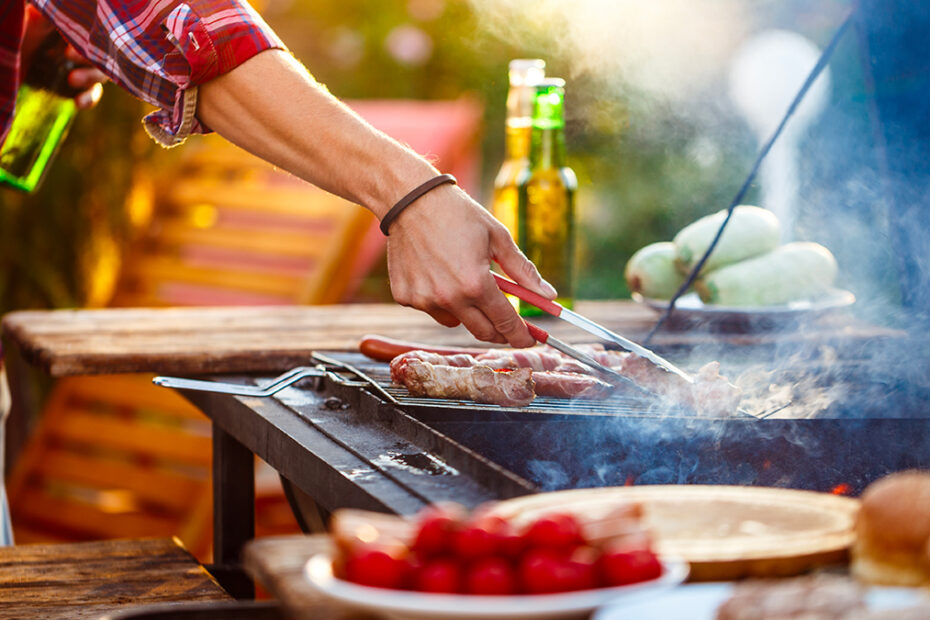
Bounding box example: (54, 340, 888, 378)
(516, 78, 577, 316)
(0, 29, 80, 192)
(492, 59, 545, 240)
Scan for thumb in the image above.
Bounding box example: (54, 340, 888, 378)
(491, 228, 558, 300)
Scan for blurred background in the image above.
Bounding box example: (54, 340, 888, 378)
(1, 0, 872, 316)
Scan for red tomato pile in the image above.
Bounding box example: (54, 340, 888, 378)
(339, 505, 663, 595)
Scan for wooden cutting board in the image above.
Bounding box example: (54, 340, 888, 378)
(491, 485, 859, 581)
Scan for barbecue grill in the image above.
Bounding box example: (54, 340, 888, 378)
(252, 344, 930, 508)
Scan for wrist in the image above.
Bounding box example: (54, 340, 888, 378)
(380, 174, 458, 236)
(364, 159, 439, 220)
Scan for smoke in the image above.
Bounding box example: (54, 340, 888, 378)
(466, 0, 748, 102)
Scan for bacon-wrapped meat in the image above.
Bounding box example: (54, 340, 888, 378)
(554, 344, 741, 414)
(533, 371, 614, 399)
(399, 359, 536, 407)
(390, 350, 477, 384)
(616, 354, 742, 416)
(378, 339, 741, 414)
(391, 354, 613, 404)
(474, 348, 569, 371)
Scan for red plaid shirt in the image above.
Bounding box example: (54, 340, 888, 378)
(0, 0, 284, 146)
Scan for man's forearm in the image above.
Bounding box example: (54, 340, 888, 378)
(196, 47, 554, 349)
(196, 49, 437, 219)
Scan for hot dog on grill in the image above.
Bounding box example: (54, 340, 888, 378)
(359, 335, 489, 362)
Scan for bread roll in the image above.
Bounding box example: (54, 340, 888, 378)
(852, 470, 930, 587)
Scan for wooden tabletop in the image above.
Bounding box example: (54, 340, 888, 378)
(244, 535, 370, 620)
(0, 537, 231, 619)
(1, 302, 902, 377)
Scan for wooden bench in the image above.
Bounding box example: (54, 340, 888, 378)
(0, 538, 232, 619)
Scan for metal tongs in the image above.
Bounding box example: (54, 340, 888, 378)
(152, 366, 327, 396)
(493, 272, 694, 383)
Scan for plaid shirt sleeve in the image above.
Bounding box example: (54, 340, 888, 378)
(30, 0, 286, 146)
(0, 2, 26, 146)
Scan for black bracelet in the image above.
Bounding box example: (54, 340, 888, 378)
(380, 174, 457, 236)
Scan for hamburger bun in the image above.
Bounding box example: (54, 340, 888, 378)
(852, 470, 930, 587)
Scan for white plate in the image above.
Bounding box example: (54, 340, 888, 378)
(592, 582, 928, 620)
(633, 289, 855, 330)
(303, 552, 689, 620)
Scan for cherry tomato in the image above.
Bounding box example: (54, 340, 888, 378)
(565, 546, 601, 591)
(524, 513, 584, 550)
(599, 548, 662, 586)
(519, 548, 585, 594)
(413, 558, 462, 593)
(412, 507, 464, 558)
(464, 556, 517, 595)
(453, 515, 510, 560)
(499, 528, 529, 559)
(344, 549, 412, 589)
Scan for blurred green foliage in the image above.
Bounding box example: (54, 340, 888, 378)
(1, 0, 856, 315)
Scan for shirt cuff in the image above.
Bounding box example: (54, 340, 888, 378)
(148, 0, 286, 147)
(143, 86, 202, 148)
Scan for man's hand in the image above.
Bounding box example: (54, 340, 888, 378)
(22, 7, 106, 109)
(65, 46, 106, 109)
(386, 183, 557, 348)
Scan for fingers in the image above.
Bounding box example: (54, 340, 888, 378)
(430, 277, 534, 348)
(67, 62, 107, 109)
(424, 308, 461, 329)
(455, 306, 508, 345)
(74, 83, 103, 109)
(491, 226, 558, 300)
(64, 45, 108, 109)
(64, 45, 87, 64)
(390, 273, 526, 346)
(474, 275, 536, 347)
(392, 279, 509, 345)
(68, 66, 108, 90)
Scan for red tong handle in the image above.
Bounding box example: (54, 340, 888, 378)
(492, 273, 563, 317)
(523, 321, 549, 345)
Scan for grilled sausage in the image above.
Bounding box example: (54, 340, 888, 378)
(359, 334, 489, 362)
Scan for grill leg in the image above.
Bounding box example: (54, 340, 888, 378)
(278, 474, 330, 534)
(210, 423, 255, 599)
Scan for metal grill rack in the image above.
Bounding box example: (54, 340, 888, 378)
(312, 352, 772, 420)
(300, 351, 930, 495)
(317, 352, 653, 411)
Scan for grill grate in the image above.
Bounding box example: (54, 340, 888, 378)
(306, 351, 930, 494)
(314, 352, 710, 420)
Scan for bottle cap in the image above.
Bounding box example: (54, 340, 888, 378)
(506, 59, 546, 121)
(532, 78, 566, 130)
(508, 59, 546, 86)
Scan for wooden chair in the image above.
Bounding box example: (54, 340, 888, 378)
(110, 144, 377, 308)
(7, 375, 214, 551)
(7, 98, 484, 561)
